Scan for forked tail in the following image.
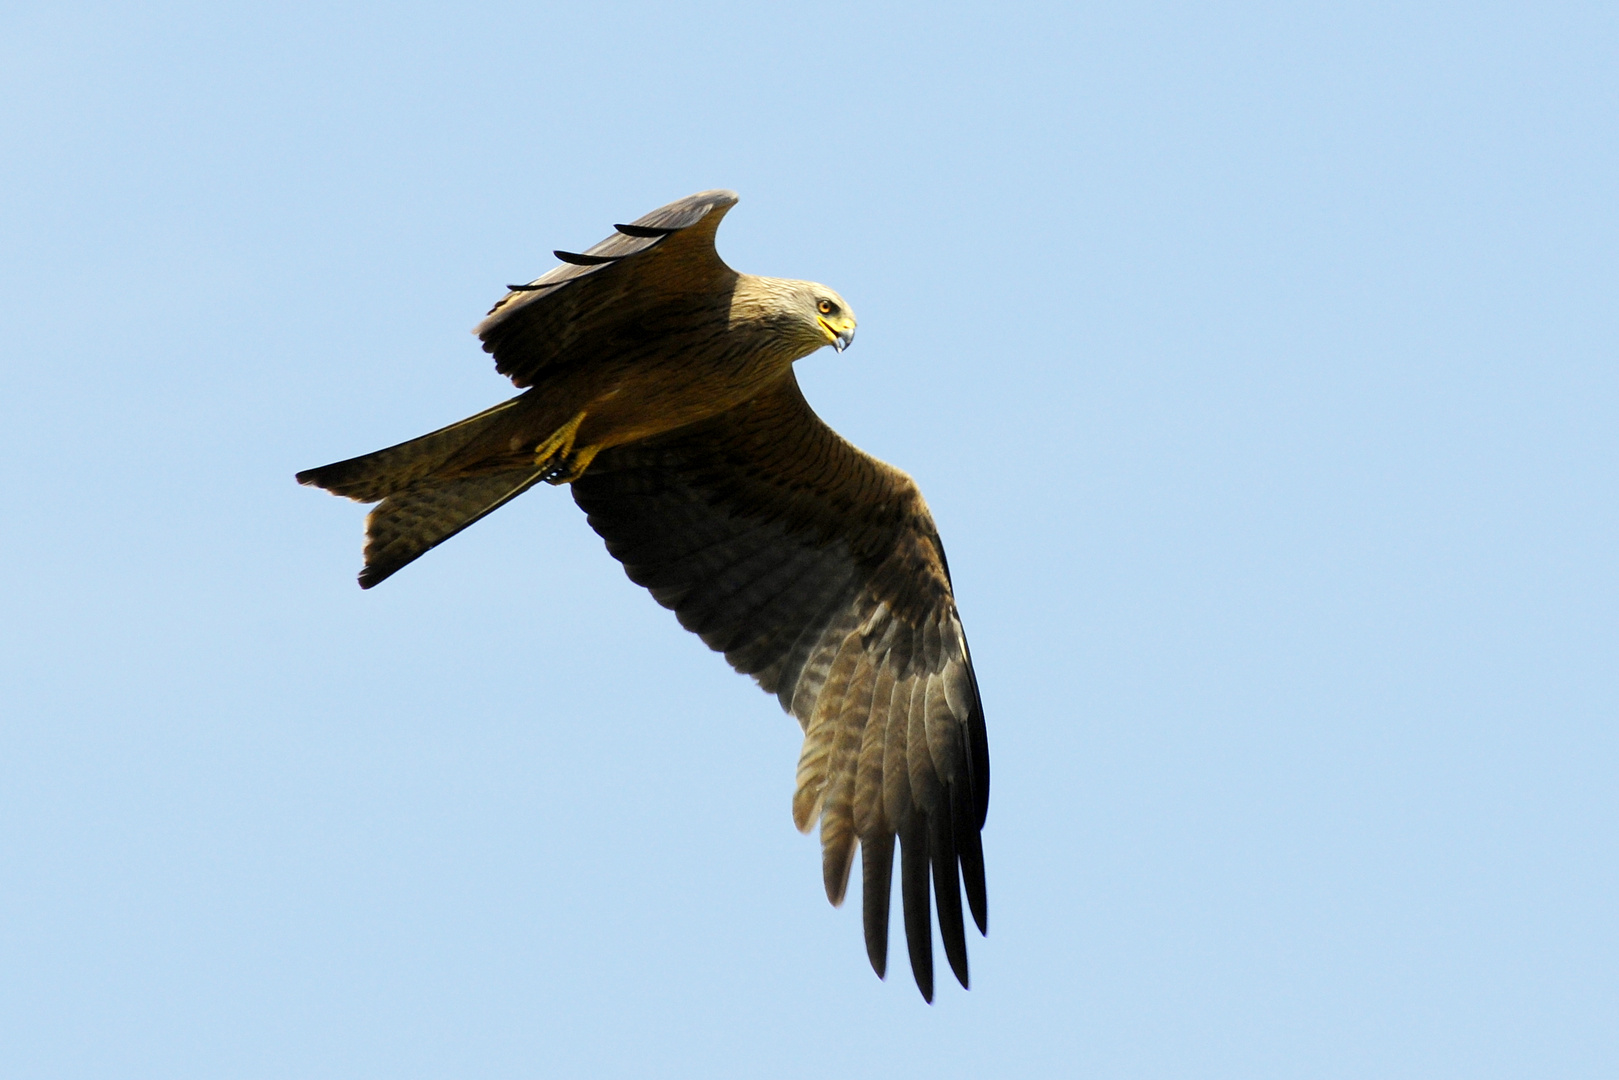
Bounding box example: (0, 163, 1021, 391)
(297, 397, 549, 588)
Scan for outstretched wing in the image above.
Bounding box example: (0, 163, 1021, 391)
(571, 374, 989, 1002)
(475, 189, 739, 388)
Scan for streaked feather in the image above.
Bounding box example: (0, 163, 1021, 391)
(818, 651, 877, 906)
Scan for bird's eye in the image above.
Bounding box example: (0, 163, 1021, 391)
(818, 299, 837, 315)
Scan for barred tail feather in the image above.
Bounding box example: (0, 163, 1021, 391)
(298, 395, 550, 587)
(357, 467, 549, 587)
(295, 397, 523, 502)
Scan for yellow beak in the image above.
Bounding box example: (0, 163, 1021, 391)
(817, 317, 856, 352)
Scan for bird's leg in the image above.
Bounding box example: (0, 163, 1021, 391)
(546, 443, 602, 485)
(533, 411, 584, 469)
(533, 411, 602, 485)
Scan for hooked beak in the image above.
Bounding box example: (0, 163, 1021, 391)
(818, 317, 856, 353)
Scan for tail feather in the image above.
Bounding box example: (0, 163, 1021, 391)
(298, 394, 556, 587)
(358, 467, 549, 588)
(296, 397, 523, 502)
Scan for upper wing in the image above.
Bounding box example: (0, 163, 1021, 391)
(474, 189, 739, 388)
(570, 374, 989, 1002)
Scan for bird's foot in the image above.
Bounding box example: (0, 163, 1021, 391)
(534, 412, 600, 484)
(538, 443, 601, 485)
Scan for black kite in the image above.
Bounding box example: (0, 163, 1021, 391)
(297, 191, 989, 1000)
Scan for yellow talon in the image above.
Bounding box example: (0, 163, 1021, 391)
(533, 411, 599, 484)
(534, 411, 585, 465)
(547, 443, 601, 485)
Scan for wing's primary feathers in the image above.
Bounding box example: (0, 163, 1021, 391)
(571, 374, 989, 1001)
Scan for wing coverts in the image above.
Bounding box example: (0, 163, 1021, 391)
(476, 190, 739, 389)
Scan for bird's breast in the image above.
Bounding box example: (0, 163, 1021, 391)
(574, 325, 799, 450)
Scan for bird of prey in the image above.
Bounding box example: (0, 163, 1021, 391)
(296, 190, 989, 1001)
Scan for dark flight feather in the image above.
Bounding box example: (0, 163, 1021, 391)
(571, 373, 989, 1000)
(552, 250, 621, 266)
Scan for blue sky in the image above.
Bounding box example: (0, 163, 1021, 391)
(2, 2, 1615, 1076)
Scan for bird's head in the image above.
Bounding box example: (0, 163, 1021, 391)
(806, 285, 857, 353)
(741, 277, 858, 359)
(765, 279, 855, 355)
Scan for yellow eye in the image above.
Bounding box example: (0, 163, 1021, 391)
(818, 299, 837, 315)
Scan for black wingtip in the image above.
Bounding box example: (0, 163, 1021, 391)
(862, 834, 895, 980)
(932, 810, 970, 990)
(613, 222, 678, 238)
(951, 777, 989, 937)
(901, 826, 934, 1003)
(960, 828, 988, 936)
(552, 249, 620, 266)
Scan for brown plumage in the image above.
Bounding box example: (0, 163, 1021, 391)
(296, 190, 989, 1001)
